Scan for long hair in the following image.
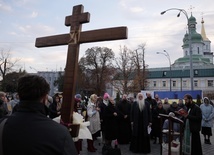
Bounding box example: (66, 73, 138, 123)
(89, 94, 97, 103)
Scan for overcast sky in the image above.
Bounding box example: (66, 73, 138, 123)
(1, 0, 214, 73)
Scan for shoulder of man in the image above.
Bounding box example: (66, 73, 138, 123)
(145, 100, 150, 105)
(193, 102, 200, 108)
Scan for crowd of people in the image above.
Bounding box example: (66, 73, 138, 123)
(42, 91, 214, 155)
(1, 74, 214, 155)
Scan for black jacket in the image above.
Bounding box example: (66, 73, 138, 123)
(187, 103, 202, 133)
(131, 101, 152, 137)
(1, 101, 77, 155)
(0, 99, 7, 118)
(104, 103, 119, 140)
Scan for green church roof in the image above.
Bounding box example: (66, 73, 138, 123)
(174, 55, 211, 64)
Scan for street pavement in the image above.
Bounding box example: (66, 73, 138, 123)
(79, 127, 214, 155)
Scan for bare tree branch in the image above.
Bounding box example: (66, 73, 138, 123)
(0, 48, 20, 82)
(113, 45, 135, 95)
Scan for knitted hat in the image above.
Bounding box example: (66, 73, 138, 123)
(75, 94, 82, 99)
(103, 93, 110, 100)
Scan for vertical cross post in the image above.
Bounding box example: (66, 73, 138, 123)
(35, 4, 128, 124)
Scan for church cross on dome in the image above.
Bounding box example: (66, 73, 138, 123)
(188, 5, 195, 14)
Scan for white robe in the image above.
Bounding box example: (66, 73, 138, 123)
(53, 112, 92, 141)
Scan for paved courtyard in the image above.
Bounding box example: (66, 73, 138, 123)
(79, 128, 214, 155)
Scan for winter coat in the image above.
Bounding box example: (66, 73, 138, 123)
(87, 101, 101, 134)
(200, 98, 214, 128)
(1, 101, 77, 155)
(131, 101, 151, 137)
(0, 99, 7, 118)
(103, 103, 119, 140)
(98, 100, 108, 131)
(187, 103, 202, 133)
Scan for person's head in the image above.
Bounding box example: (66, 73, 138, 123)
(157, 100, 163, 109)
(109, 97, 115, 105)
(146, 92, 151, 99)
(53, 95, 61, 103)
(137, 92, 145, 110)
(103, 93, 110, 101)
(184, 94, 193, 107)
(171, 101, 178, 108)
(155, 94, 159, 99)
(137, 93, 144, 101)
(0, 91, 6, 101)
(74, 98, 81, 108)
(203, 97, 210, 105)
(122, 94, 127, 100)
(17, 74, 50, 103)
(178, 99, 183, 105)
(164, 98, 168, 103)
(129, 97, 134, 102)
(90, 94, 98, 103)
(75, 94, 82, 100)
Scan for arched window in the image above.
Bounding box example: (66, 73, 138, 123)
(197, 47, 199, 54)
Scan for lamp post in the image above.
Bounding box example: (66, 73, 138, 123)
(157, 50, 172, 91)
(161, 8, 194, 91)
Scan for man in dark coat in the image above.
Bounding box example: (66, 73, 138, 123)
(151, 100, 166, 144)
(181, 94, 203, 155)
(145, 92, 157, 111)
(98, 93, 109, 144)
(103, 97, 119, 147)
(130, 92, 152, 154)
(0, 74, 77, 155)
(145, 92, 157, 139)
(116, 94, 132, 144)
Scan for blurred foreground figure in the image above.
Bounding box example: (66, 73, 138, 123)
(0, 74, 77, 155)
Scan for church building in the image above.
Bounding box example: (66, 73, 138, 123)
(146, 14, 214, 96)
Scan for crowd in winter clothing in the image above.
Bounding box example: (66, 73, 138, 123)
(1, 86, 214, 155)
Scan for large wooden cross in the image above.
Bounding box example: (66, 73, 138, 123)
(35, 4, 127, 124)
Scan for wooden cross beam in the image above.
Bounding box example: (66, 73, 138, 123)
(35, 4, 128, 124)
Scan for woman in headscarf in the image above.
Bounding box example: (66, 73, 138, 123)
(200, 97, 214, 144)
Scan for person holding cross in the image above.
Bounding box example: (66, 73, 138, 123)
(0, 74, 77, 155)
